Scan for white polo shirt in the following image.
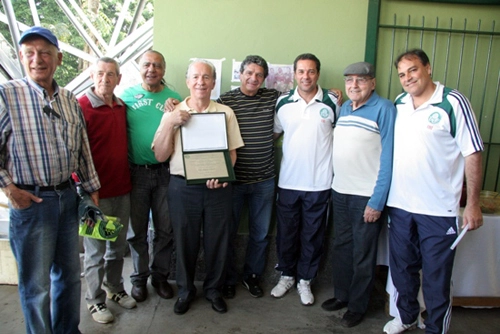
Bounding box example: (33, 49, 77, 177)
(274, 86, 338, 191)
(386, 82, 483, 216)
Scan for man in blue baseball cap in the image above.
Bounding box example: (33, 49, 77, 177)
(0, 26, 100, 333)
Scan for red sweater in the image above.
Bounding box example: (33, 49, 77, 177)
(78, 89, 131, 199)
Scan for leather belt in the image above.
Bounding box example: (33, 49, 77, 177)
(16, 180, 71, 192)
(131, 162, 169, 170)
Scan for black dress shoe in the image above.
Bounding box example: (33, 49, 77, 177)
(152, 280, 174, 299)
(222, 284, 236, 299)
(174, 297, 192, 315)
(131, 285, 148, 302)
(341, 310, 364, 328)
(321, 297, 348, 311)
(207, 296, 227, 313)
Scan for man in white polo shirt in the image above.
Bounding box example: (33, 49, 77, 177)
(271, 53, 339, 306)
(383, 49, 483, 334)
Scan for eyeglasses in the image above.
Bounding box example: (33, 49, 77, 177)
(344, 76, 373, 85)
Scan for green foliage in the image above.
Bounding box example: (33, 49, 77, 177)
(0, 0, 153, 86)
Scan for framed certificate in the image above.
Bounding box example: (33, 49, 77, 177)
(180, 112, 236, 185)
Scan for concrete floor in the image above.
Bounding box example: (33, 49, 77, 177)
(1, 255, 499, 334)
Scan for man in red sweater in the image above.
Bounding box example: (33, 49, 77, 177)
(78, 57, 136, 323)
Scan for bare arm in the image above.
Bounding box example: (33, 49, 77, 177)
(229, 149, 237, 166)
(152, 110, 191, 162)
(462, 151, 483, 230)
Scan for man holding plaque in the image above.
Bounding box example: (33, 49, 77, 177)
(272, 53, 339, 306)
(152, 59, 244, 315)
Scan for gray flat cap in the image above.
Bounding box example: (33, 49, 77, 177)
(343, 62, 375, 77)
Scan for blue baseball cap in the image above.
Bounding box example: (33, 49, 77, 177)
(19, 26, 59, 49)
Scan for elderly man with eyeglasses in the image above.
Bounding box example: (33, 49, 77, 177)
(321, 62, 396, 328)
(0, 26, 100, 333)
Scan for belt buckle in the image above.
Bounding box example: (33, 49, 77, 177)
(54, 180, 69, 191)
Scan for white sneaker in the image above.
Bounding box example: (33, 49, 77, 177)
(383, 317, 417, 334)
(270, 275, 295, 298)
(297, 279, 314, 305)
(88, 303, 114, 324)
(107, 290, 137, 309)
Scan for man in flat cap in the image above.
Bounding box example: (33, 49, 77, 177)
(321, 62, 396, 327)
(0, 26, 100, 333)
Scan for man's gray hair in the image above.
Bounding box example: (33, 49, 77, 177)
(186, 59, 217, 80)
(94, 57, 121, 75)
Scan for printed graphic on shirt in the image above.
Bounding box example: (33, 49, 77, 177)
(320, 108, 330, 118)
(428, 112, 441, 124)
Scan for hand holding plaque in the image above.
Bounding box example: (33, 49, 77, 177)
(181, 112, 235, 185)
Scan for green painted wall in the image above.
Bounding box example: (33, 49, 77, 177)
(153, 0, 369, 98)
(377, 0, 500, 192)
(377, 0, 500, 100)
(381, 0, 500, 23)
(150, 0, 500, 225)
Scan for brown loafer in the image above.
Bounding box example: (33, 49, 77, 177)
(131, 285, 148, 303)
(152, 280, 174, 299)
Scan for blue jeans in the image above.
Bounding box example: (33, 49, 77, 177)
(9, 186, 81, 334)
(84, 193, 130, 304)
(332, 190, 383, 314)
(226, 178, 275, 284)
(127, 164, 173, 286)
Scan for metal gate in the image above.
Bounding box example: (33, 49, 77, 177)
(373, 12, 500, 191)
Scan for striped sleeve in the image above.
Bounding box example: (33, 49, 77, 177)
(447, 89, 484, 155)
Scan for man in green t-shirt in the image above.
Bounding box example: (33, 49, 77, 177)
(120, 50, 181, 303)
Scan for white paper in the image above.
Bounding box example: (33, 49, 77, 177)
(181, 113, 227, 152)
(450, 224, 469, 250)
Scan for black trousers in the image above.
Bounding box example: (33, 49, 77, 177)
(168, 176, 232, 300)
